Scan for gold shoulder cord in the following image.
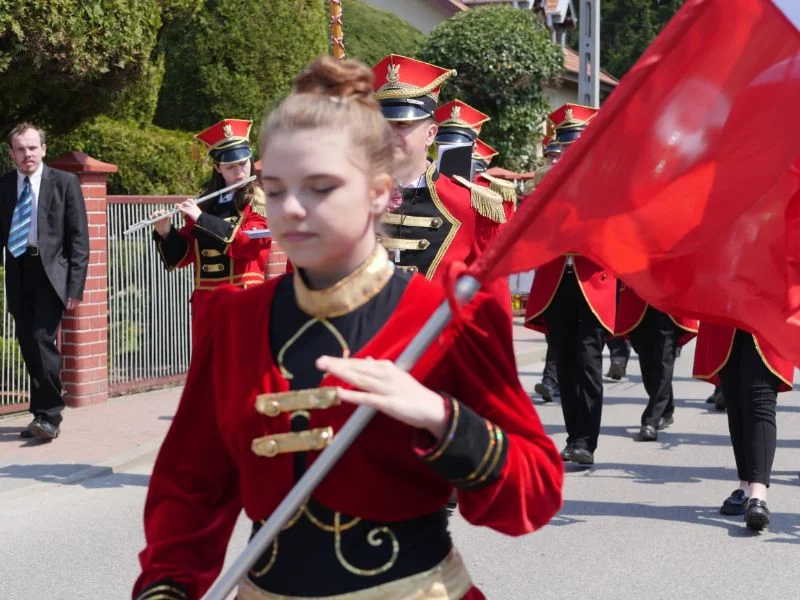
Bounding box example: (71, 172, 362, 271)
(276, 318, 351, 380)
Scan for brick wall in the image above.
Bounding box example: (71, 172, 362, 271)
(48, 152, 117, 407)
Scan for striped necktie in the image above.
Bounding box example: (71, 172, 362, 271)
(8, 176, 33, 258)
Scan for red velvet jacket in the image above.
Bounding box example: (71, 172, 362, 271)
(615, 287, 699, 347)
(693, 323, 794, 392)
(524, 256, 616, 334)
(134, 274, 563, 599)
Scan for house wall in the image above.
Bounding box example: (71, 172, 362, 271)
(362, 0, 453, 33)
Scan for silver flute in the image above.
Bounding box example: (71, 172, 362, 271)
(123, 175, 257, 235)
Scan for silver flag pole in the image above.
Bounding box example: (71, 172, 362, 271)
(203, 275, 482, 600)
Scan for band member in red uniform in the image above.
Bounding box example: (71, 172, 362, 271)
(151, 119, 271, 340)
(524, 104, 616, 466)
(371, 55, 507, 285)
(693, 324, 793, 531)
(615, 288, 698, 441)
(133, 57, 562, 600)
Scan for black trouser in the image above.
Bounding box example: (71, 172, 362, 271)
(542, 332, 558, 387)
(607, 336, 631, 368)
(629, 307, 680, 427)
(719, 330, 779, 486)
(12, 254, 65, 425)
(544, 268, 606, 452)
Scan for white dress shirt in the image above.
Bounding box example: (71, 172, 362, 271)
(16, 162, 43, 248)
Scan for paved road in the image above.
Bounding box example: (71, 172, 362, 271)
(1, 338, 798, 599)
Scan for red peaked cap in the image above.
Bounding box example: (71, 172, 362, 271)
(195, 119, 253, 164)
(372, 54, 456, 121)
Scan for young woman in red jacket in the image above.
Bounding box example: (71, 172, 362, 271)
(133, 57, 563, 600)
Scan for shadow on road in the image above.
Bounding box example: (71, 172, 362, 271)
(0, 463, 150, 488)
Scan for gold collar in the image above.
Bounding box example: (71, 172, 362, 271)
(293, 245, 395, 319)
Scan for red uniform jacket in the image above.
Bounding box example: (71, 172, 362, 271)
(381, 166, 512, 323)
(692, 323, 794, 391)
(524, 256, 616, 334)
(134, 275, 563, 599)
(154, 194, 271, 336)
(615, 287, 699, 346)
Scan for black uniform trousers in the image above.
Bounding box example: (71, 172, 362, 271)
(719, 330, 779, 486)
(544, 267, 606, 452)
(13, 252, 65, 425)
(542, 332, 558, 388)
(629, 307, 681, 427)
(607, 336, 631, 368)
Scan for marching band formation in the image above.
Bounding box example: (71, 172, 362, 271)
(129, 50, 794, 600)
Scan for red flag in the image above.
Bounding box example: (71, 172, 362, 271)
(472, 0, 800, 364)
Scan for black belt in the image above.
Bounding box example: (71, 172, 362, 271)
(25, 246, 40, 257)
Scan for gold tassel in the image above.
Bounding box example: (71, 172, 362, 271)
(452, 175, 506, 223)
(250, 186, 266, 217)
(480, 173, 517, 205)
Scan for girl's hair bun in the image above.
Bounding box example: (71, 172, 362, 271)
(293, 56, 376, 106)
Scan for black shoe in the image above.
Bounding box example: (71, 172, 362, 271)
(638, 425, 658, 441)
(720, 489, 749, 515)
(30, 418, 60, 440)
(656, 415, 674, 431)
(570, 447, 594, 465)
(606, 361, 626, 381)
(714, 392, 726, 411)
(19, 417, 38, 439)
(534, 382, 559, 403)
(744, 498, 770, 531)
(559, 444, 575, 462)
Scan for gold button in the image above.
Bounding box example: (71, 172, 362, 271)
(264, 400, 281, 417)
(430, 218, 442, 228)
(263, 439, 279, 458)
(314, 429, 331, 449)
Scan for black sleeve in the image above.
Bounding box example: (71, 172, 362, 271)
(134, 579, 188, 600)
(195, 212, 236, 244)
(415, 395, 508, 491)
(63, 173, 90, 300)
(152, 227, 190, 269)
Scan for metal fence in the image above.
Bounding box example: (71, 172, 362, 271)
(107, 197, 194, 393)
(0, 261, 29, 413)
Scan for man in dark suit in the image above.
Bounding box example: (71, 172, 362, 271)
(2, 123, 89, 440)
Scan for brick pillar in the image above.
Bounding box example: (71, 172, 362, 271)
(48, 152, 117, 407)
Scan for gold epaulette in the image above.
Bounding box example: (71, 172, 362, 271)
(452, 175, 506, 224)
(250, 186, 266, 217)
(479, 173, 517, 204)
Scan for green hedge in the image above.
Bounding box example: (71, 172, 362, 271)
(48, 116, 210, 195)
(342, 0, 425, 66)
(154, 0, 328, 133)
(418, 6, 563, 171)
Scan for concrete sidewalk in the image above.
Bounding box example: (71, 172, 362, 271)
(0, 321, 546, 498)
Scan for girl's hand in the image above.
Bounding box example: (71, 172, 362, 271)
(316, 356, 447, 440)
(175, 198, 202, 222)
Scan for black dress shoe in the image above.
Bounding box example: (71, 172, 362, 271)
(606, 361, 626, 381)
(656, 415, 674, 430)
(745, 498, 770, 531)
(19, 417, 38, 439)
(720, 489, 749, 515)
(570, 447, 594, 465)
(534, 382, 559, 403)
(30, 418, 60, 440)
(559, 444, 575, 462)
(638, 424, 658, 441)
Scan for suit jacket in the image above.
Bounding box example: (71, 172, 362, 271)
(0, 165, 90, 315)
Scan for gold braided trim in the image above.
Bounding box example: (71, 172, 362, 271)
(423, 400, 460, 463)
(135, 584, 187, 600)
(452, 175, 506, 223)
(451, 420, 498, 486)
(381, 213, 444, 229)
(375, 69, 456, 101)
(251, 427, 334, 458)
(378, 236, 431, 251)
(480, 173, 517, 204)
(238, 549, 473, 600)
(255, 387, 340, 417)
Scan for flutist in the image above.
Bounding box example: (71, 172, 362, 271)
(151, 118, 271, 343)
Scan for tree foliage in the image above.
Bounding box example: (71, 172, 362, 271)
(48, 116, 211, 195)
(341, 0, 425, 67)
(418, 6, 563, 171)
(154, 0, 328, 133)
(0, 0, 161, 137)
(571, 0, 684, 79)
